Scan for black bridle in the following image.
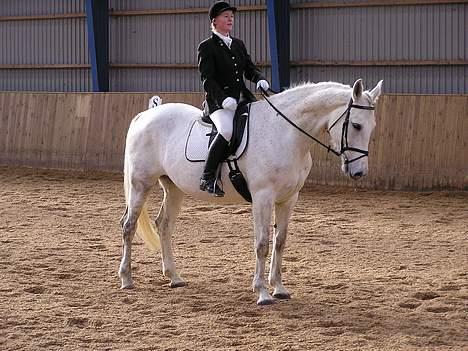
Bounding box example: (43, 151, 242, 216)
(260, 88, 374, 165)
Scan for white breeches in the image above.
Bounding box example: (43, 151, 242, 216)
(210, 108, 235, 141)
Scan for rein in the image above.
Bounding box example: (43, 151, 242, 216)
(260, 88, 374, 164)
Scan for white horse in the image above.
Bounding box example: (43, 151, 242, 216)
(119, 79, 383, 305)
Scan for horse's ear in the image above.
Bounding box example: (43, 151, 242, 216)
(369, 80, 383, 104)
(352, 79, 363, 100)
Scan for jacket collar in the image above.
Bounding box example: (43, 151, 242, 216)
(212, 30, 232, 48)
(211, 33, 235, 53)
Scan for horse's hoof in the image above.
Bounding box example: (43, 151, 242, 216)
(257, 298, 275, 306)
(120, 283, 135, 290)
(273, 292, 291, 300)
(169, 280, 187, 288)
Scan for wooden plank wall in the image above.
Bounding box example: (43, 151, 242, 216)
(307, 94, 468, 190)
(0, 92, 466, 190)
(0, 92, 204, 171)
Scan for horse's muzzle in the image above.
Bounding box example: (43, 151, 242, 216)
(342, 162, 366, 180)
(350, 171, 363, 180)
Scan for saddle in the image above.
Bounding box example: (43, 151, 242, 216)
(185, 102, 252, 202)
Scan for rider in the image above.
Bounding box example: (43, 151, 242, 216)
(198, 1, 270, 197)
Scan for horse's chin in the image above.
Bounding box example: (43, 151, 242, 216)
(341, 162, 349, 176)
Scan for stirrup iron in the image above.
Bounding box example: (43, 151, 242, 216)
(200, 178, 224, 197)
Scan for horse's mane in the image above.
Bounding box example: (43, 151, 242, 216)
(281, 81, 373, 104)
(282, 81, 351, 93)
(271, 81, 353, 105)
(269, 81, 353, 110)
(263, 81, 355, 134)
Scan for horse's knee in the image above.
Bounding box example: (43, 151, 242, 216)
(255, 238, 269, 258)
(274, 233, 287, 252)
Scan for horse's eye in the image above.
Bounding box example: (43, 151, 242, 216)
(352, 122, 362, 131)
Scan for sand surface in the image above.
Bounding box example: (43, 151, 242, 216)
(1, 167, 467, 350)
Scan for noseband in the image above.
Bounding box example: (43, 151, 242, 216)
(261, 89, 374, 165)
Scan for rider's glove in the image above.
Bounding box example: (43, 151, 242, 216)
(256, 80, 270, 91)
(222, 97, 237, 111)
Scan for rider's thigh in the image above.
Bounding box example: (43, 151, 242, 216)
(210, 108, 235, 141)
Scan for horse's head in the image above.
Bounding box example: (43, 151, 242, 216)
(328, 79, 383, 180)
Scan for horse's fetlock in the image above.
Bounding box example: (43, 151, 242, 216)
(162, 265, 169, 277)
(119, 266, 128, 276)
(252, 280, 264, 292)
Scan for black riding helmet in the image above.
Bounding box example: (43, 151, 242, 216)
(209, 1, 237, 20)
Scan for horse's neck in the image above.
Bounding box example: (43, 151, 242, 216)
(266, 83, 351, 135)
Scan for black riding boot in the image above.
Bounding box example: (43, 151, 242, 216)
(200, 133, 229, 197)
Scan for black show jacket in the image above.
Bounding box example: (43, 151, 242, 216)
(198, 33, 266, 114)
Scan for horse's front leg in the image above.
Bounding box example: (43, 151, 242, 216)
(252, 192, 274, 305)
(269, 193, 298, 300)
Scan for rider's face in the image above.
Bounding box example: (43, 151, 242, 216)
(213, 10, 234, 35)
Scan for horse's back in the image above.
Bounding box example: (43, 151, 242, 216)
(127, 103, 201, 148)
(125, 103, 202, 176)
(129, 103, 202, 133)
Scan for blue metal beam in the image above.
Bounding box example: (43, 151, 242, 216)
(86, 0, 109, 92)
(266, 0, 290, 91)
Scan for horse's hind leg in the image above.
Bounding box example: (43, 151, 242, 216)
(157, 176, 186, 288)
(269, 193, 298, 300)
(119, 180, 153, 289)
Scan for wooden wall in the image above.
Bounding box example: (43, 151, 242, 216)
(0, 92, 466, 190)
(307, 94, 467, 190)
(0, 92, 203, 171)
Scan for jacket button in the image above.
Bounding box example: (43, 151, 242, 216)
(232, 56, 235, 59)
(236, 78, 240, 82)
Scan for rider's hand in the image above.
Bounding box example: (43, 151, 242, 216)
(256, 80, 270, 91)
(222, 97, 237, 111)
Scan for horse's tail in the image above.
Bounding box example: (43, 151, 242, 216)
(123, 156, 161, 252)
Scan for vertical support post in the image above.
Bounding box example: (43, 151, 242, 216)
(86, 0, 109, 92)
(266, 0, 290, 91)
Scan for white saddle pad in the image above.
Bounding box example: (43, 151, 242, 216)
(185, 116, 249, 162)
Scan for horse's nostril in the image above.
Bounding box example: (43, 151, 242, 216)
(353, 171, 363, 178)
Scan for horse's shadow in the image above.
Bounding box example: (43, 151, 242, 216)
(263, 292, 452, 347)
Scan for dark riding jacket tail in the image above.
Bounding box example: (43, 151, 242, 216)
(198, 33, 265, 114)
